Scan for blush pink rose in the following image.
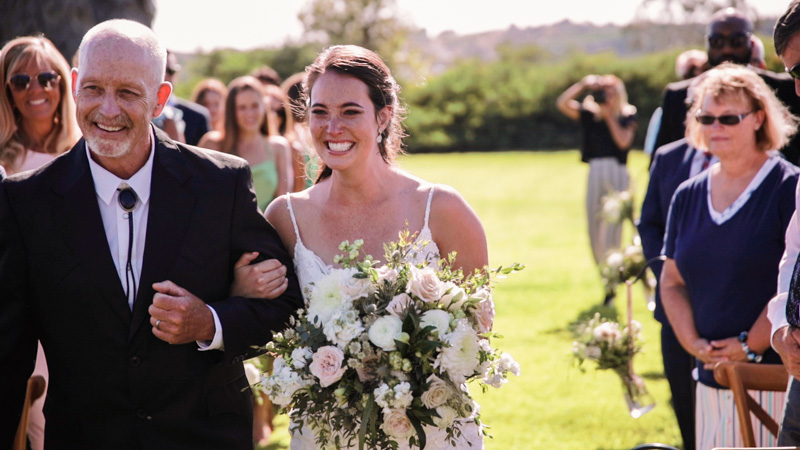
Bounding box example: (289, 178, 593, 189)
(309, 346, 347, 387)
(474, 298, 495, 333)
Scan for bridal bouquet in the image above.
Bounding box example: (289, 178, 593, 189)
(259, 231, 522, 449)
(572, 313, 655, 418)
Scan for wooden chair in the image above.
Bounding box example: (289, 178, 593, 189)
(713, 362, 790, 447)
(13, 375, 46, 450)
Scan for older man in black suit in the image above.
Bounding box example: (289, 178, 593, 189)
(654, 8, 800, 164)
(0, 19, 302, 449)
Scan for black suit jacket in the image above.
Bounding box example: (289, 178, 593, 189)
(654, 67, 800, 165)
(0, 128, 302, 449)
(173, 97, 211, 146)
(638, 138, 696, 323)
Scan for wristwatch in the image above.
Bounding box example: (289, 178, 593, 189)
(738, 331, 763, 363)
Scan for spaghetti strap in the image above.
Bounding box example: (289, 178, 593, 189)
(286, 195, 303, 245)
(423, 186, 436, 228)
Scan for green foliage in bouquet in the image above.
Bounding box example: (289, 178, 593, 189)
(258, 231, 523, 450)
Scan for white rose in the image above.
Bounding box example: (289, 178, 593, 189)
(290, 347, 313, 369)
(407, 265, 446, 302)
(368, 316, 404, 351)
(421, 375, 452, 409)
(433, 405, 457, 429)
(420, 309, 451, 337)
(376, 265, 399, 284)
(387, 293, 415, 318)
(593, 321, 621, 343)
(309, 346, 347, 388)
(439, 282, 466, 311)
(436, 321, 480, 383)
(341, 268, 372, 299)
(381, 409, 415, 440)
(243, 362, 260, 385)
(473, 297, 495, 334)
(605, 252, 624, 271)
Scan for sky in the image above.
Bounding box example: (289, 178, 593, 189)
(152, 0, 794, 53)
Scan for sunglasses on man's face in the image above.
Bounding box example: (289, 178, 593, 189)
(695, 111, 753, 126)
(7, 71, 61, 92)
(707, 32, 750, 50)
(786, 62, 800, 80)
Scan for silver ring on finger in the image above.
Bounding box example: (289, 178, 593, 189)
(155, 319, 162, 331)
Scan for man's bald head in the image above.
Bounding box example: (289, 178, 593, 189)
(78, 19, 166, 87)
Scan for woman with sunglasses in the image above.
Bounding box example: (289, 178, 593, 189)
(0, 35, 80, 450)
(0, 35, 79, 175)
(556, 74, 637, 305)
(661, 63, 799, 449)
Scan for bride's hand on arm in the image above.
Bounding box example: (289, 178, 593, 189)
(429, 185, 489, 275)
(230, 251, 288, 299)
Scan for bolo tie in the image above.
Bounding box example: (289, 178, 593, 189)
(117, 184, 139, 307)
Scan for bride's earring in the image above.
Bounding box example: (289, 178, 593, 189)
(377, 128, 383, 144)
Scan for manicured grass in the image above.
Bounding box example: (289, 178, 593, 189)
(260, 150, 681, 450)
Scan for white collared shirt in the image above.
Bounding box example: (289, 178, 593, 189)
(689, 150, 718, 178)
(86, 127, 223, 350)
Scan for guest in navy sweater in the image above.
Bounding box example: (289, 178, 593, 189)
(661, 63, 799, 449)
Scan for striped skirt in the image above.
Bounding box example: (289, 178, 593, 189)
(696, 382, 785, 449)
(586, 157, 629, 265)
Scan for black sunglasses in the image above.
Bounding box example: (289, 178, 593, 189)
(7, 71, 61, 92)
(695, 110, 753, 126)
(786, 62, 800, 80)
(707, 32, 750, 50)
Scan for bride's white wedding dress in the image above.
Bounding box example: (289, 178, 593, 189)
(285, 187, 484, 450)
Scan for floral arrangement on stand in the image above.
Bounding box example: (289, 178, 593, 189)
(572, 302, 655, 418)
(600, 189, 656, 311)
(258, 231, 523, 450)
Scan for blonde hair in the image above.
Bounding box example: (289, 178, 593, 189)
(0, 35, 79, 172)
(686, 63, 798, 152)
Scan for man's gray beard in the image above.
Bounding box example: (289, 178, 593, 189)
(86, 136, 127, 159)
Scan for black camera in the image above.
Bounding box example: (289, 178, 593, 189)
(592, 89, 606, 104)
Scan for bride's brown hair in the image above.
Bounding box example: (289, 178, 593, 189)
(300, 45, 406, 182)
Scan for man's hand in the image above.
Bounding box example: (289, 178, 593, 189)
(230, 252, 288, 299)
(149, 280, 215, 344)
(774, 326, 800, 378)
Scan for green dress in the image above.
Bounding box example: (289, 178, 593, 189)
(251, 159, 278, 210)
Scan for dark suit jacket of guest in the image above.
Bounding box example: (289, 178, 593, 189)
(653, 67, 800, 165)
(173, 97, 211, 146)
(638, 138, 697, 324)
(0, 127, 303, 449)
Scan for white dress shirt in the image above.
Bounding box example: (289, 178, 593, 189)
(86, 128, 223, 350)
(769, 178, 800, 342)
(689, 149, 718, 178)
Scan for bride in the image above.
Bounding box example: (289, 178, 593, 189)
(264, 45, 488, 449)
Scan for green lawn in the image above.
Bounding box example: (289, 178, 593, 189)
(262, 150, 681, 450)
